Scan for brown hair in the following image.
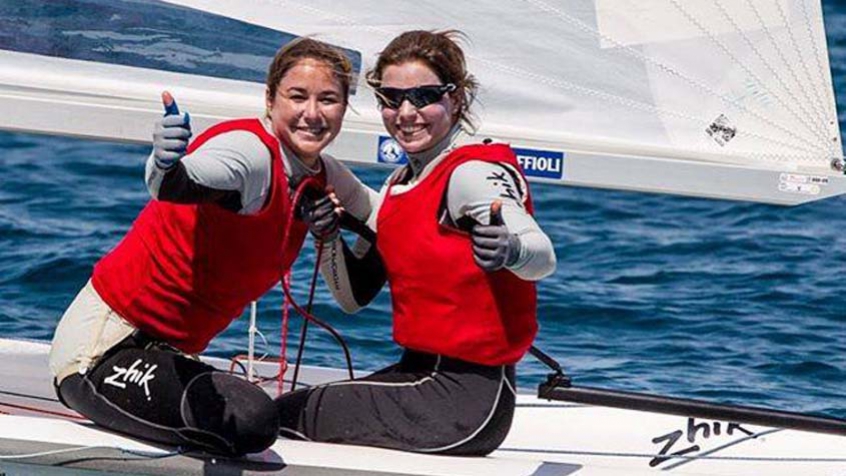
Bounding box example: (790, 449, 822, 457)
(366, 30, 478, 132)
(266, 37, 354, 106)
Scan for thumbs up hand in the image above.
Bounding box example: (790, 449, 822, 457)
(152, 91, 192, 170)
(471, 200, 521, 272)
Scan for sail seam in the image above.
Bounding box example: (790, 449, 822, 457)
(245, 0, 830, 165)
(473, 57, 815, 163)
(800, 0, 841, 153)
(770, 0, 833, 137)
(670, 0, 826, 148)
(522, 0, 825, 162)
(713, 0, 829, 144)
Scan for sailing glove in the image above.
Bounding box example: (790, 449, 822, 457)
(152, 112, 192, 170)
(300, 192, 341, 243)
(471, 201, 521, 272)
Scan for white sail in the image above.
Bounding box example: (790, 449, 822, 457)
(0, 0, 843, 204)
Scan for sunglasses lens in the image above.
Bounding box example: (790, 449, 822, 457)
(375, 88, 403, 109)
(375, 85, 453, 109)
(407, 88, 445, 108)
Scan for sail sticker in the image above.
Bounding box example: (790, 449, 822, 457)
(706, 114, 737, 146)
(377, 136, 408, 165)
(778, 173, 828, 195)
(513, 148, 565, 179)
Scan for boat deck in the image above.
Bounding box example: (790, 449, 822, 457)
(1, 338, 844, 476)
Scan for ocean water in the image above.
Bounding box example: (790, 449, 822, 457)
(0, 1, 844, 421)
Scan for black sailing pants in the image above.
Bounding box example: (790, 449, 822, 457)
(276, 349, 517, 456)
(56, 332, 279, 456)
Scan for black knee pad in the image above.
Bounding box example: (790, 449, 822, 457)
(182, 372, 280, 455)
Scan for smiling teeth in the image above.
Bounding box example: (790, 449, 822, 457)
(400, 125, 424, 134)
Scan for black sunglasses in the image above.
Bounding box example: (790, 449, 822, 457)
(374, 83, 456, 109)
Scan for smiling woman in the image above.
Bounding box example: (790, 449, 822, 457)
(275, 30, 557, 456)
(46, 37, 378, 456)
(266, 59, 345, 162)
(265, 44, 352, 165)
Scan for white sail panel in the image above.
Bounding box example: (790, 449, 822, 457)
(0, 0, 843, 204)
(161, 0, 840, 163)
(595, 0, 791, 48)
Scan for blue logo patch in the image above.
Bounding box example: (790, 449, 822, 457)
(378, 136, 408, 165)
(513, 148, 565, 179)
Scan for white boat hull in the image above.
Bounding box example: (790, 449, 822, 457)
(0, 338, 843, 476)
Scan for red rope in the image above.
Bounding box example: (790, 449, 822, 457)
(274, 177, 320, 396)
(278, 271, 291, 397)
(269, 176, 354, 392)
(0, 400, 87, 420)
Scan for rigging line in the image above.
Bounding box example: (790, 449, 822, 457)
(253, 327, 270, 362)
(771, 0, 834, 136)
(714, 0, 830, 143)
(670, 0, 828, 146)
(252, 0, 822, 159)
(800, 0, 841, 141)
(280, 259, 354, 380)
(290, 240, 326, 392)
(0, 445, 183, 461)
(474, 56, 818, 164)
(280, 177, 355, 381)
(0, 400, 86, 420)
(279, 271, 291, 395)
(520, 0, 824, 159)
(0, 389, 60, 403)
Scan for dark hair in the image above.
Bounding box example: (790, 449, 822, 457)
(266, 38, 354, 106)
(366, 30, 478, 132)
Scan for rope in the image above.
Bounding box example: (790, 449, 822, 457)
(227, 178, 354, 391)
(280, 177, 355, 387)
(281, 240, 353, 382)
(279, 271, 291, 396)
(0, 445, 183, 460)
(0, 401, 86, 420)
(0, 389, 60, 403)
(289, 241, 326, 392)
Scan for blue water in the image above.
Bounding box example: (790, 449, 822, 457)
(1, 1, 844, 420)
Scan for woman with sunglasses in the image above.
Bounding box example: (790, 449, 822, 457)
(48, 38, 376, 456)
(277, 30, 556, 456)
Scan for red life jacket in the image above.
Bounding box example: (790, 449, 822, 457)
(92, 119, 316, 353)
(376, 143, 538, 366)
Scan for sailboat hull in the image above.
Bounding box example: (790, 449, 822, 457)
(1, 338, 843, 476)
